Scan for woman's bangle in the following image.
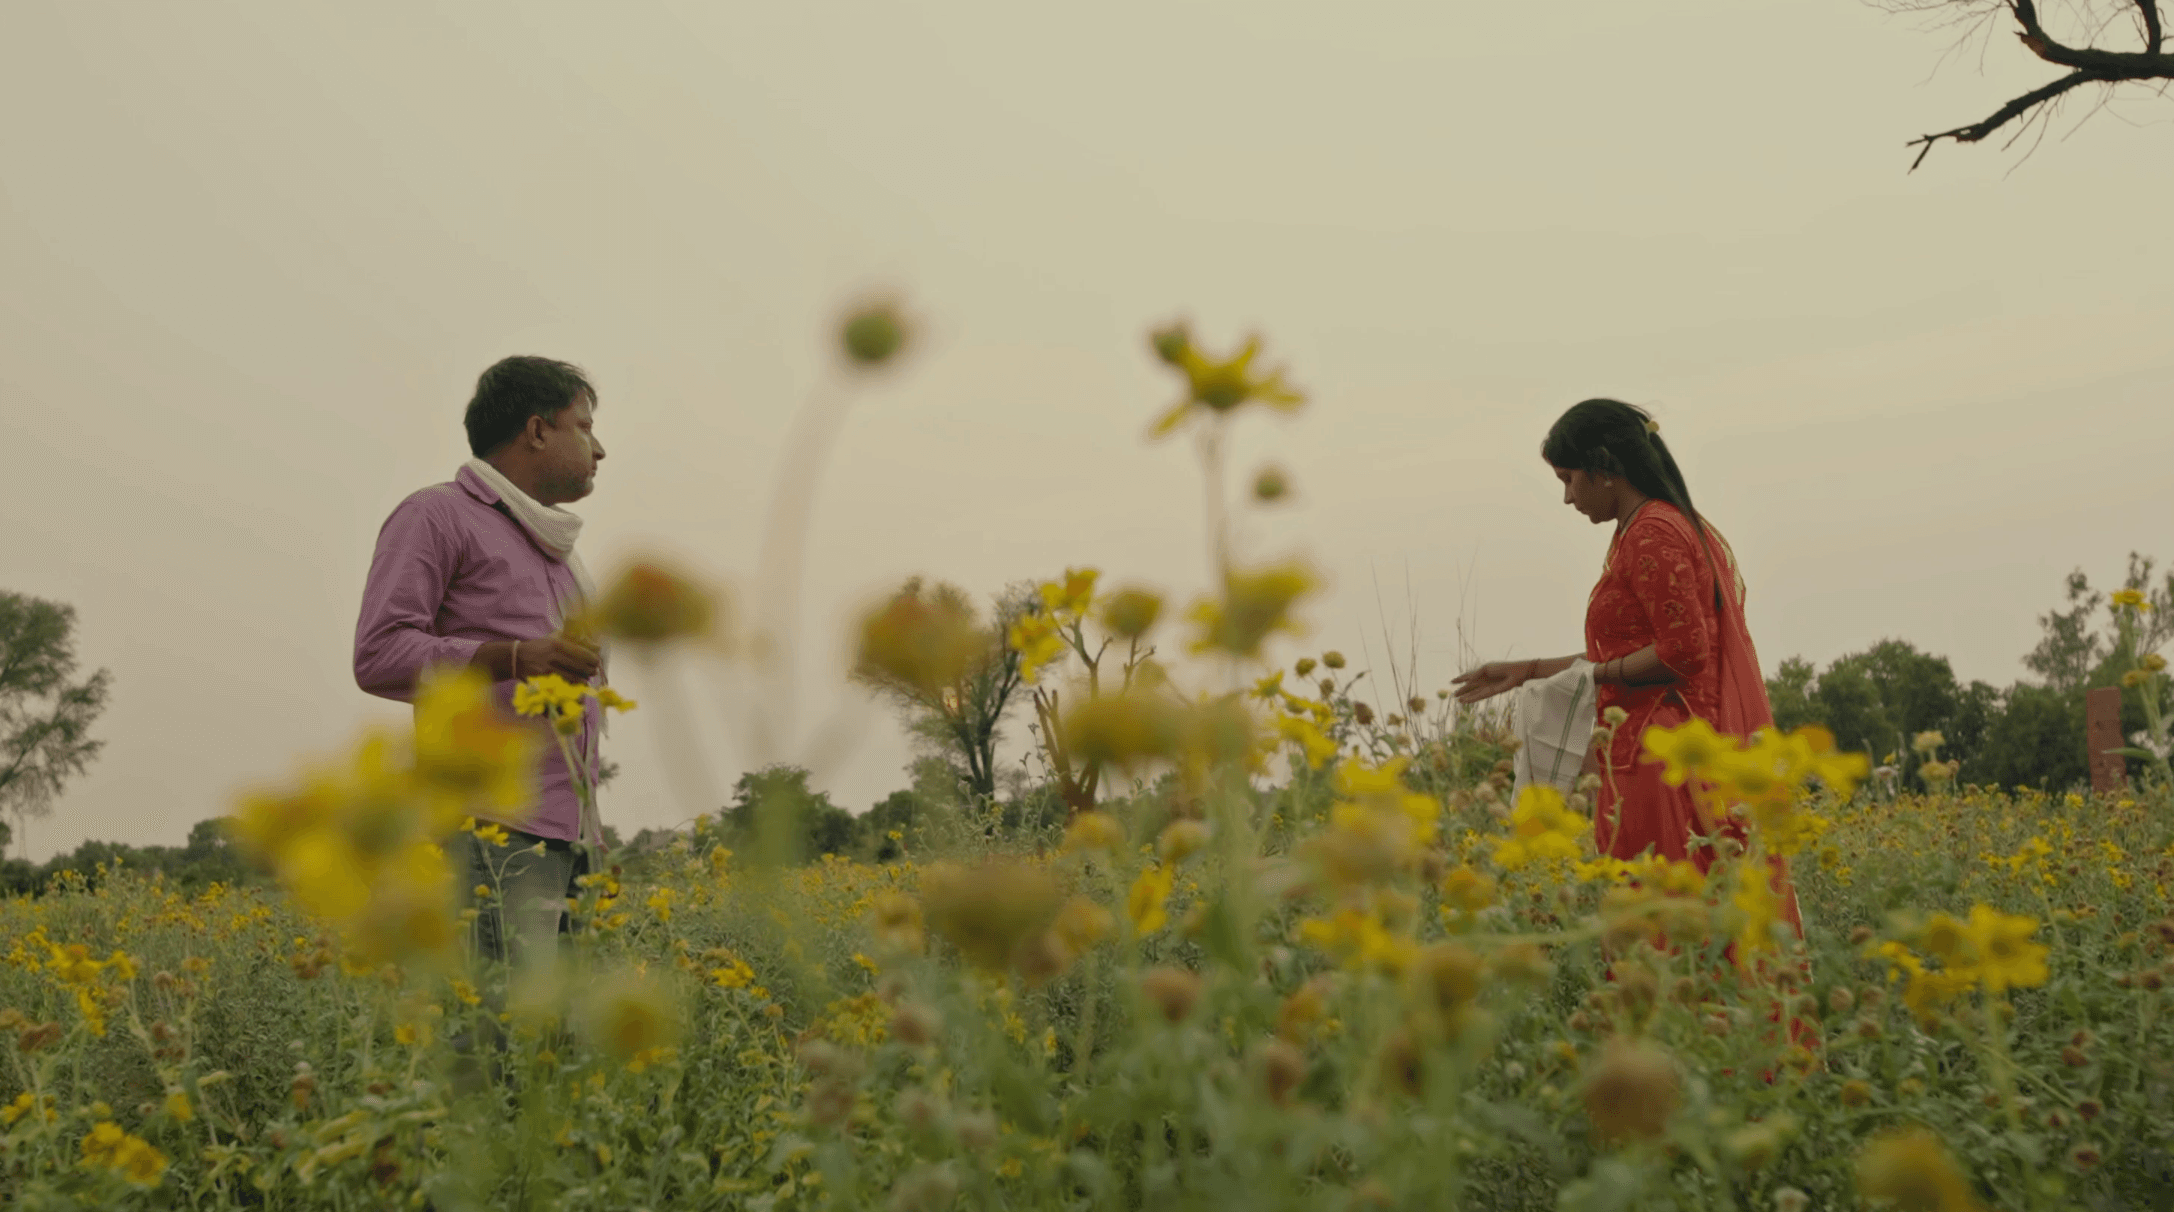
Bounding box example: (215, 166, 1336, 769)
(510, 640, 520, 681)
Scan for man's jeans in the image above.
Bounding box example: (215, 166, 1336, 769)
(458, 827, 586, 973)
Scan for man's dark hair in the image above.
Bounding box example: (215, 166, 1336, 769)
(463, 356, 596, 458)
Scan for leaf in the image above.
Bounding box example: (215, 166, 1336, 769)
(2103, 747, 2158, 761)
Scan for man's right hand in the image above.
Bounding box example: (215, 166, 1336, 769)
(521, 635, 602, 681)
(477, 636, 601, 683)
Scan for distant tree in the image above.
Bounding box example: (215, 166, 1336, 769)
(859, 789, 927, 862)
(724, 766, 854, 865)
(1777, 639, 1963, 775)
(0, 593, 112, 859)
(1885, 1, 2174, 169)
(852, 579, 1031, 805)
(1766, 641, 1989, 785)
(1974, 683, 2088, 790)
(1766, 657, 1820, 734)
(2025, 571, 2107, 693)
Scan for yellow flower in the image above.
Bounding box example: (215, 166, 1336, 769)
(584, 559, 716, 644)
(1050, 896, 1115, 957)
(1038, 567, 1099, 617)
(1187, 561, 1317, 657)
(1274, 714, 1338, 769)
(1964, 904, 2048, 992)
(1099, 588, 1164, 639)
(2111, 588, 2149, 611)
(594, 686, 637, 712)
(79, 1121, 127, 1167)
(1127, 864, 1175, 936)
(646, 887, 675, 923)
(414, 668, 540, 821)
(512, 673, 588, 718)
(1855, 1126, 1983, 1212)
(1640, 718, 1732, 787)
(1, 1093, 37, 1126)
(1061, 690, 1183, 769)
(164, 1089, 192, 1122)
(1911, 730, 1946, 755)
(2144, 652, 2168, 673)
(1061, 811, 1126, 855)
(113, 1136, 169, 1187)
(580, 970, 681, 1065)
(1439, 866, 1498, 915)
(1732, 861, 1781, 956)
(1146, 325, 1305, 438)
(1491, 785, 1587, 872)
(854, 581, 987, 696)
(470, 821, 510, 847)
(920, 860, 1063, 970)
(1298, 906, 1416, 975)
(1007, 611, 1066, 684)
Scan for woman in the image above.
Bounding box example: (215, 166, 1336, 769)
(1452, 400, 1800, 930)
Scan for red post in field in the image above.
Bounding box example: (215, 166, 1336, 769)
(2087, 686, 2127, 795)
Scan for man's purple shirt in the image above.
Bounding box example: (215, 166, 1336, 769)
(354, 464, 595, 841)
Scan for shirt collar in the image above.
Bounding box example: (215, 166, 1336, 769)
(455, 464, 502, 506)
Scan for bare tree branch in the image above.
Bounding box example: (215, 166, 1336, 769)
(1897, 0, 2174, 167)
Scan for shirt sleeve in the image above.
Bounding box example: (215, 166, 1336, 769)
(353, 498, 483, 701)
(1622, 515, 1715, 679)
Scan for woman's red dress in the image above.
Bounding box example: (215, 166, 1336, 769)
(1586, 501, 1803, 934)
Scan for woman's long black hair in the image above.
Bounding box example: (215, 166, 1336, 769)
(1541, 398, 1723, 602)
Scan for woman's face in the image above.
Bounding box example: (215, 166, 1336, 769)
(1553, 464, 1613, 524)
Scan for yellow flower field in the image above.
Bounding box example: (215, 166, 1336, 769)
(5, 314, 2170, 1211)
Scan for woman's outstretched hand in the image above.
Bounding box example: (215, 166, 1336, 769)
(1451, 660, 1533, 705)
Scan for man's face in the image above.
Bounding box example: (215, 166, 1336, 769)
(535, 396, 605, 504)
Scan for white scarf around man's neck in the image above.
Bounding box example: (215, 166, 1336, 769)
(463, 457, 597, 609)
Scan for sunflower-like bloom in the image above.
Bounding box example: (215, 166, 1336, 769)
(1061, 810, 1126, 855)
(580, 969, 682, 1066)
(1061, 689, 1184, 769)
(1146, 325, 1305, 439)
(1099, 588, 1164, 640)
(1492, 785, 1588, 872)
(1006, 611, 1066, 684)
(1641, 718, 1732, 787)
(2111, 588, 2149, 611)
(920, 860, 1064, 970)
(854, 582, 986, 695)
(1731, 861, 1782, 956)
(1038, 567, 1099, 617)
(1127, 864, 1175, 936)
(585, 560, 717, 645)
(1855, 1127, 1984, 1212)
(1297, 905, 1417, 976)
(1188, 561, 1318, 657)
(1964, 904, 2048, 992)
(414, 669, 540, 825)
(1275, 714, 1339, 770)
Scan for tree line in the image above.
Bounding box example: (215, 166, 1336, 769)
(1766, 554, 2172, 792)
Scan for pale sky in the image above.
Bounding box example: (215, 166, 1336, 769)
(5, 2, 2171, 861)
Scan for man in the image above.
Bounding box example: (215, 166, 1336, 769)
(354, 355, 608, 969)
